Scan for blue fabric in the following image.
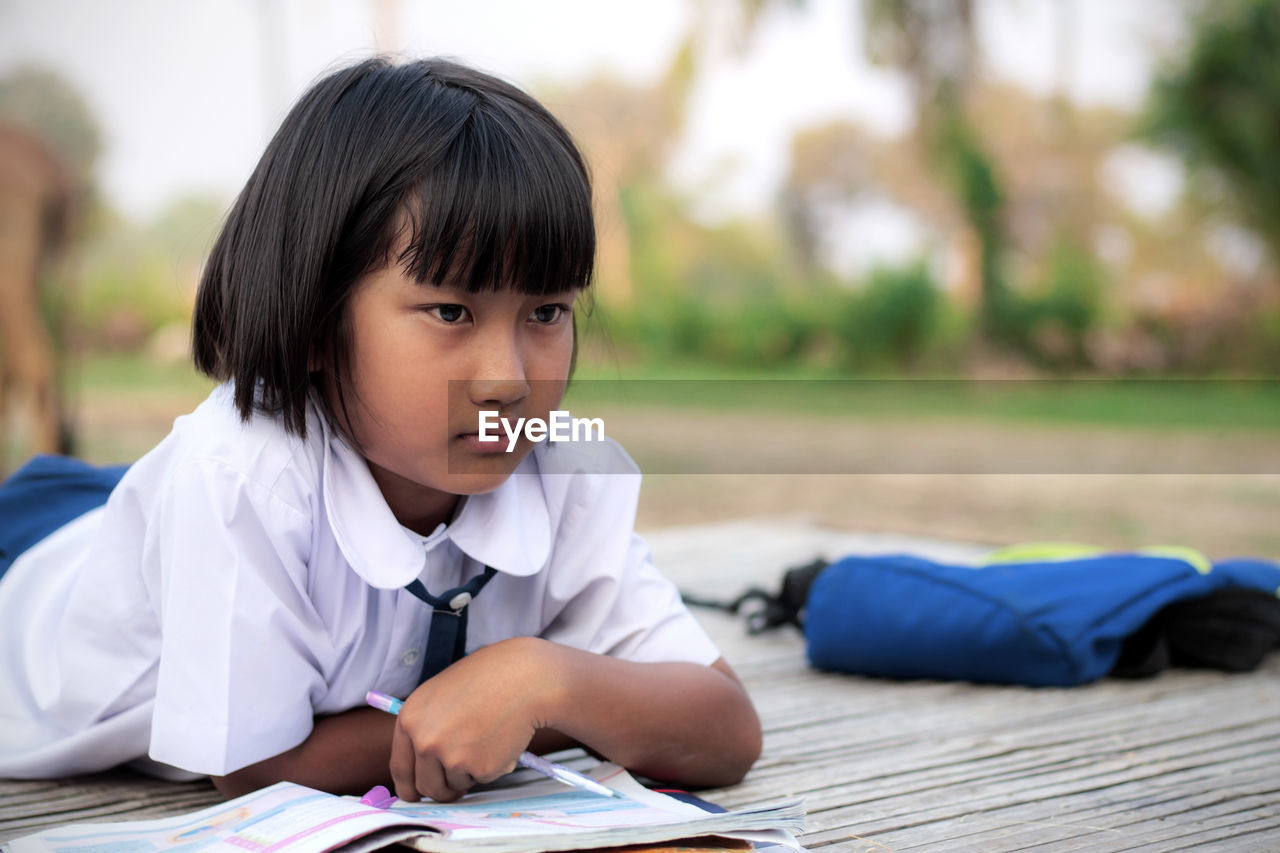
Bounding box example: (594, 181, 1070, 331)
(0, 455, 129, 579)
(404, 566, 498, 682)
(805, 552, 1280, 687)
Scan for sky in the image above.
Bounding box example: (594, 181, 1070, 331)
(0, 0, 1183, 236)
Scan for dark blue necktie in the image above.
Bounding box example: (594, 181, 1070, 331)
(403, 565, 498, 682)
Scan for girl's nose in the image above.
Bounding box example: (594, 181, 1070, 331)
(468, 331, 530, 407)
(470, 376, 529, 407)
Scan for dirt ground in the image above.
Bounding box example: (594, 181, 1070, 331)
(603, 407, 1280, 559)
(634, 471, 1280, 560)
(21, 389, 1280, 562)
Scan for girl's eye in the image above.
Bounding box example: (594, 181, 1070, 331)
(426, 304, 469, 324)
(530, 303, 571, 324)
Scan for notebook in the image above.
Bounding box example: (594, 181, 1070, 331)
(2, 762, 805, 853)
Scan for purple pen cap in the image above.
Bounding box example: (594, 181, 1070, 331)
(365, 690, 403, 714)
(360, 785, 397, 809)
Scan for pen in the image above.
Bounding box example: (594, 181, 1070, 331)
(365, 690, 623, 799)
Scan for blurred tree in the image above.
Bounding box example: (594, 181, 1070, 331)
(761, 1, 1017, 345)
(862, 0, 977, 128)
(969, 84, 1126, 265)
(966, 82, 1124, 367)
(777, 4, 1171, 368)
(780, 81, 1126, 368)
(0, 68, 100, 466)
(561, 0, 826, 309)
(550, 33, 699, 307)
(779, 120, 882, 276)
(833, 261, 943, 370)
(861, 0, 1022, 346)
(0, 126, 76, 466)
(0, 67, 101, 206)
(146, 193, 227, 278)
(1143, 0, 1280, 274)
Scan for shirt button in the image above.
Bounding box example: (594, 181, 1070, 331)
(449, 591, 472, 611)
(400, 648, 420, 667)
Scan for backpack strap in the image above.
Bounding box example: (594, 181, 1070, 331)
(682, 558, 829, 634)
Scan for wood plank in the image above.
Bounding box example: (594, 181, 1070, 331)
(4, 521, 1279, 852)
(775, 705, 1280, 848)
(712, 664, 1280, 803)
(0, 773, 219, 839)
(880, 758, 1280, 850)
(968, 786, 1280, 852)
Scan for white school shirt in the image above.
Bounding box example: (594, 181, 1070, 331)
(0, 384, 719, 780)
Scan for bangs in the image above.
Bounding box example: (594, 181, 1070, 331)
(391, 100, 595, 295)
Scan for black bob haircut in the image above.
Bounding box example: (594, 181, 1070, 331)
(192, 56, 595, 437)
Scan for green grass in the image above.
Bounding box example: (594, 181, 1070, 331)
(66, 353, 1280, 433)
(567, 362, 1280, 432)
(72, 354, 215, 397)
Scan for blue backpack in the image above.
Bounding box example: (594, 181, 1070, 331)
(688, 545, 1280, 687)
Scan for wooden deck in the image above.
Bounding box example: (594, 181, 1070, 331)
(3, 519, 1279, 851)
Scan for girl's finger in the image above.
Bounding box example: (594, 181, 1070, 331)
(444, 765, 476, 798)
(389, 723, 418, 801)
(415, 751, 456, 803)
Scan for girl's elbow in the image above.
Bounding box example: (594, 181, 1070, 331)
(693, 701, 763, 788)
(723, 710, 764, 786)
(713, 664, 763, 786)
(211, 769, 264, 800)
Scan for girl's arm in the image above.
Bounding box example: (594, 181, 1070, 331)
(210, 708, 396, 799)
(209, 708, 584, 799)
(213, 637, 759, 802)
(388, 636, 762, 803)
(543, 649, 761, 786)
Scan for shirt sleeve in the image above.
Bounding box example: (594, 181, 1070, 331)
(538, 464, 721, 667)
(146, 459, 330, 776)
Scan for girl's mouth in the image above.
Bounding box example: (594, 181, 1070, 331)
(456, 431, 512, 455)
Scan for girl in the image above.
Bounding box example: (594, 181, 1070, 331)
(0, 57, 761, 803)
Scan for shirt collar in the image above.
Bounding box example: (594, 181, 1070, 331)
(319, 416, 550, 589)
(446, 459, 550, 580)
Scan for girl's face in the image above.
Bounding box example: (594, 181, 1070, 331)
(337, 259, 578, 534)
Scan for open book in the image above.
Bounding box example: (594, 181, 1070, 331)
(2, 763, 805, 853)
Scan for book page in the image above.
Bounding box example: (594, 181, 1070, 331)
(389, 764, 706, 842)
(5, 783, 422, 853)
(386, 764, 805, 852)
(6, 765, 804, 853)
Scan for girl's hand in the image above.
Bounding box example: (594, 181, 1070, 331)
(389, 636, 559, 802)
